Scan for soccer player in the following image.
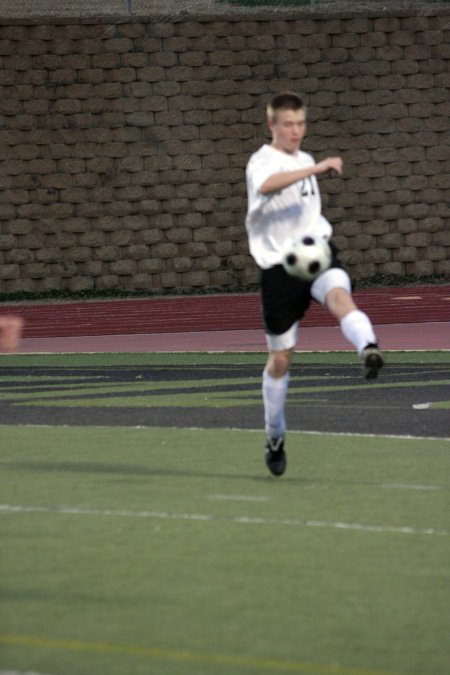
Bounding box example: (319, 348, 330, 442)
(245, 91, 383, 477)
(0, 315, 23, 353)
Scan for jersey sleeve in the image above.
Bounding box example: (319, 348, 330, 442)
(248, 152, 278, 194)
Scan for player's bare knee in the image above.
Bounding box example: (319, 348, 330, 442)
(326, 287, 356, 320)
(267, 349, 292, 378)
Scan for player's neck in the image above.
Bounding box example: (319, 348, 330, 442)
(270, 141, 299, 155)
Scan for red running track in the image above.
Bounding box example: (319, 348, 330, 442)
(14, 322, 449, 354)
(1, 285, 450, 339)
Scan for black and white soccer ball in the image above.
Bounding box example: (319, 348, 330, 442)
(281, 234, 332, 281)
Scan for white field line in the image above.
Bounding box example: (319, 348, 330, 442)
(0, 504, 447, 537)
(2, 423, 450, 442)
(0, 671, 54, 675)
(208, 480, 446, 499)
(207, 482, 445, 496)
(208, 494, 269, 502)
(380, 483, 443, 491)
(288, 429, 450, 442)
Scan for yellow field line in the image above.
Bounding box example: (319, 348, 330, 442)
(0, 634, 399, 675)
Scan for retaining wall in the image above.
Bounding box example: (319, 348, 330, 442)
(0, 6, 449, 295)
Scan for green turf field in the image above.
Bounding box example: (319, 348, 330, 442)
(1, 352, 449, 675)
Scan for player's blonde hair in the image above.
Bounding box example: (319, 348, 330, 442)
(266, 91, 306, 121)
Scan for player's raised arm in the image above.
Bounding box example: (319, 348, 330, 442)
(259, 156, 343, 195)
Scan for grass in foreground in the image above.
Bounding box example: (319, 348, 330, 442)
(1, 422, 449, 675)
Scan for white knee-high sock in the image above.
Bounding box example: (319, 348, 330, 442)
(340, 310, 377, 355)
(262, 368, 289, 440)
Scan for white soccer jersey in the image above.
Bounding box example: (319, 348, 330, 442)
(245, 144, 332, 269)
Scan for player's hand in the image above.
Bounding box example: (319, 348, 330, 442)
(317, 157, 343, 176)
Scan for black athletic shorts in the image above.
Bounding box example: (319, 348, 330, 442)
(260, 241, 345, 336)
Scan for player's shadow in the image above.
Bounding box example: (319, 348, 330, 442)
(5, 460, 374, 486)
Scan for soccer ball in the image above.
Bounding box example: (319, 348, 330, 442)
(282, 235, 332, 281)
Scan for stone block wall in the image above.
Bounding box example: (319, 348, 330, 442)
(0, 7, 449, 296)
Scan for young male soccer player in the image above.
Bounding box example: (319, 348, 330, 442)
(245, 91, 383, 477)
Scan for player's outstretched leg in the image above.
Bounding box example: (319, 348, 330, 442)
(361, 343, 384, 379)
(312, 271, 384, 380)
(340, 308, 384, 379)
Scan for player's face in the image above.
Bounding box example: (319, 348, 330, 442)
(269, 108, 307, 154)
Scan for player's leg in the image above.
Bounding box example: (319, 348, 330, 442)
(311, 268, 383, 378)
(263, 339, 295, 477)
(264, 338, 294, 441)
(260, 265, 312, 475)
(0, 316, 24, 353)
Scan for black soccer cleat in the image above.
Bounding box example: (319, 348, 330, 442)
(362, 344, 384, 380)
(265, 437, 286, 476)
